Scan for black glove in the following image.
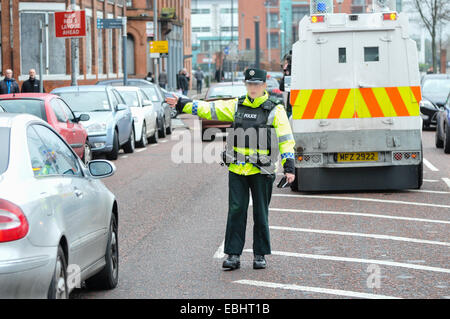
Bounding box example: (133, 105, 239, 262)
(176, 97, 193, 114)
(277, 176, 291, 188)
(283, 158, 295, 175)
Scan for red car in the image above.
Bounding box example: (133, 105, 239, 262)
(0, 93, 91, 163)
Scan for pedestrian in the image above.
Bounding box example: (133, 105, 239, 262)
(215, 68, 224, 82)
(0, 69, 20, 95)
(279, 51, 292, 118)
(179, 70, 189, 96)
(145, 72, 154, 83)
(21, 69, 44, 93)
(159, 69, 168, 89)
(194, 67, 204, 94)
(166, 68, 296, 270)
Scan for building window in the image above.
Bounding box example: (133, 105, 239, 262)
(351, 0, 367, 13)
(98, 27, 104, 74)
(267, 33, 279, 49)
(191, 8, 210, 14)
(192, 27, 211, 32)
(86, 17, 92, 74)
(266, 12, 278, 29)
(246, 38, 251, 50)
(126, 1, 133, 7)
(220, 8, 238, 14)
(20, 12, 66, 75)
(108, 29, 113, 74)
(220, 26, 238, 32)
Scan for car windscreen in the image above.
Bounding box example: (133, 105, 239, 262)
(119, 91, 140, 107)
(206, 85, 247, 99)
(0, 99, 47, 121)
(422, 79, 450, 98)
(0, 127, 10, 175)
(56, 91, 111, 112)
(266, 78, 279, 88)
(140, 87, 161, 103)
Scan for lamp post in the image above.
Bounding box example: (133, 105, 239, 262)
(264, 1, 271, 70)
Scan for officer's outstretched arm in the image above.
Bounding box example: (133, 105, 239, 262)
(175, 97, 237, 122)
(270, 104, 296, 175)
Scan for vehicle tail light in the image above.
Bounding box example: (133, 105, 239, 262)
(298, 156, 303, 161)
(311, 15, 325, 23)
(0, 199, 29, 243)
(383, 13, 397, 21)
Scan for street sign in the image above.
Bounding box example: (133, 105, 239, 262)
(146, 22, 154, 37)
(54, 10, 86, 38)
(97, 18, 123, 29)
(149, 41, 169, 54)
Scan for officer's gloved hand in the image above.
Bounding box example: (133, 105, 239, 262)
(283, 158, 296, 185)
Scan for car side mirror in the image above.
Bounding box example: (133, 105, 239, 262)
(116, 103, 127, 111)
(88, 160, 116, 179)
(143, 99, 153, 107)
(78, 114, 90, 122)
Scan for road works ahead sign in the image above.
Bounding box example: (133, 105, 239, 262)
(55, 10, 86, 38)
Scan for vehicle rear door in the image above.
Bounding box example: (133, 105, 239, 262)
(49, 98, 75, 145)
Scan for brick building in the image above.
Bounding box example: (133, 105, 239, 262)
(0, 0, 191, 92)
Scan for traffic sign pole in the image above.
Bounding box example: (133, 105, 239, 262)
(123, 17, 127, 86)
(70, 1, 79, 86)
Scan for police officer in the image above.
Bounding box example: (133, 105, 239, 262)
(166, 68, 296, 270)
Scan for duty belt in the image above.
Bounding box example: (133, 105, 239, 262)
(221, 149, 276, 175)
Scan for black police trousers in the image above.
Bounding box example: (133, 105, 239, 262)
(224, 171, 276, 256)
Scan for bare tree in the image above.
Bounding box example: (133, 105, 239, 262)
(413, 0, 450, 73)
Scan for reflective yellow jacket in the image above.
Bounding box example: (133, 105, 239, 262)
(181, 91, 295, 176)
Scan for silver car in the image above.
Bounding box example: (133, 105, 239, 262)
(0, 113, 119, 298)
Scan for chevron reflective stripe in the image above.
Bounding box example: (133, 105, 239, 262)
(290, 86, 421, 120)
(210, 102, 218, 120)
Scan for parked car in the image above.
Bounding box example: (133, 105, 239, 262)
(160, 87, 189, 118)
(115, 86, 159, 146)
(266, 76, 283, 99)
(96, 79, 172, 138)
(0, 105, 4, 112)
(51, 85, 134, 160)
(435, 91, 450, 153)
(0, 113, 119, 298)
(0, 93, 91, 163)
(201, 82, 247, 141)
(421, 74, 450, 128)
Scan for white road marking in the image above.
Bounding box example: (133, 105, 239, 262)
(272, 194, 450, 209)
(269, 225, 450, 247)
(136, 148, 147, 153)
(160, 140, 168, 143)
(242, 249, 450, 274)
(121, 155, 128, 159)
(424, 179, 439, 183)
(150, 144, 158, 147)
(269, 208, 450, 225)
(423, 158, 439, 171)
(213, 240, 225, 259)
(443, 178, 450, 190)
(234, 280, 401, 299)
(408, 189, 450, 195)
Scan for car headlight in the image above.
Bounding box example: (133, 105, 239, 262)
(419, 100, 436, 110)
(86, 123, 107, 135)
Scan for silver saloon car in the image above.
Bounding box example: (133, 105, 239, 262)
(0, 113, 119, 298)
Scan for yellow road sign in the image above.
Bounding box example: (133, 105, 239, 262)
(149, 41, 169, 54)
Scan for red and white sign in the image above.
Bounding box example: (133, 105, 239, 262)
(54, 10, 86, 38)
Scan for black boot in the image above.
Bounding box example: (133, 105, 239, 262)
(253, 255, 266, 269)
(222, 254, 240, 270)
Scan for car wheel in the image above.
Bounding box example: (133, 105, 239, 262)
(166, 118, 172, 135)
(82, 141, 92, 164)
(159, 118, 167, 138)
(106, 130, 119, 160)
(444, 124, 450, 154)
(138, 122, 148, 148)
(123, 128, 135, 153)
(85, 213, 119, 290)
(149, 125, 159, 144)
(48, 246, 69, 299)
(436, 121, 444, 148)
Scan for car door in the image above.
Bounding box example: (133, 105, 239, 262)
(111, 89, 131, 145)
(138, 89, 154, 133)
(58, 98, 86, 150)
(49, 98, 74, 146)
(32, 124, 108, 272)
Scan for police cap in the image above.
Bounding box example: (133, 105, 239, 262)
(244, 68, 267, 84)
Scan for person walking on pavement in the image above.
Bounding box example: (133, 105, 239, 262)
(166, 68, 296, 270)
(21, 69, 44, 93)
(194, 67, 204, 94)
(179, 70, 189, 96)
(159, 69, 168, 89)
(0, 69, 20, 95)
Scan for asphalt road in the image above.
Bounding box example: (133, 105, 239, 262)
(72, 116, 450, 299)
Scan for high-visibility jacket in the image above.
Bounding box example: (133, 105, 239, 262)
(177, 91, 296, 176)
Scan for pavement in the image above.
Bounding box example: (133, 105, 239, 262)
(71, 116, 450, 299)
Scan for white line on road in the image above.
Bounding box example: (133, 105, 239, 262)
(269, 225, 450, 247)
(234, 280, 401, 299)
(269, 208, 450, 225)
(121, 155, 128, 159)
(160, 140, 168, 143)
(423, 158, 439, 171)
(150, 144, 158, 147)
(424, 179, 439, 183)
(408, 189, 450, 195)
(136, 148, 147, 153)
(242, 249, 450, 274)
(213, 240, 225, 259)
(272, 194, 450, 209)
(443, 178, 450, 190)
